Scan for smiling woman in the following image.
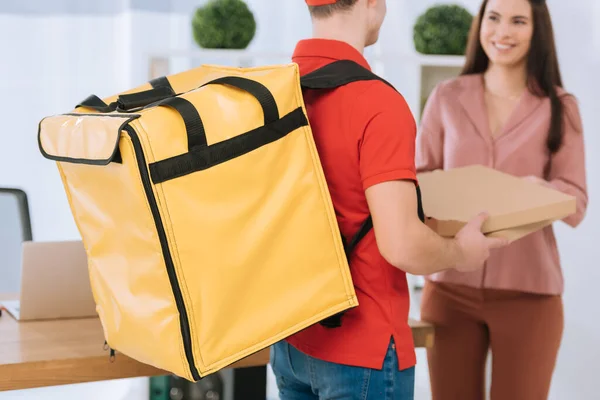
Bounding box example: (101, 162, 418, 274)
(462, 0, 565, 148)
(479, 1, 534, 70)
(416, 0, 589, 399)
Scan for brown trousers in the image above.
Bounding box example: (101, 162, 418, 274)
(420, 280, 563, 400)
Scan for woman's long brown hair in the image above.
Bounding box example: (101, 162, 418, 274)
(461, 0, 565, 154)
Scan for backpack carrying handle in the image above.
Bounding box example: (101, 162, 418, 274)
(153, 76, 281, 151)
(199, 76, 280, 125)
(116, 86, 176, 111)
(75, 75, 280, 153)
(76, 77, 176, 113)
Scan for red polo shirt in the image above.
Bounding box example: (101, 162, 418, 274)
(286, 39, 418, 371)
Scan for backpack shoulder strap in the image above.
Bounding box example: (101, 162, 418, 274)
(299, 59, 425, 328)
(300, 60, 379, 329)
(299, 59, 398, 261)
(299, 59, 395, 91)
(344, 216, 373, 256)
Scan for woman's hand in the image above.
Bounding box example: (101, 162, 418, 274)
(523, 175, 553, 189)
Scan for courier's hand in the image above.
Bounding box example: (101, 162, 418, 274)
(453, 212, 509, 272)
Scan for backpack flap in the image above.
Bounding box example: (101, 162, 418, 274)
(38, 113, 139, 165)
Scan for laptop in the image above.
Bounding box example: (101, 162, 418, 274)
(1, 240, 97, 321)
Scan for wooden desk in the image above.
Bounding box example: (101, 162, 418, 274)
(0, 295, 434, 392)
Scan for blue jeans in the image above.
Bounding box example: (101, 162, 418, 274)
(270, 339, 415, 400)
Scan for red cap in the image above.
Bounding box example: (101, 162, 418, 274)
(306, 0, 337, 5)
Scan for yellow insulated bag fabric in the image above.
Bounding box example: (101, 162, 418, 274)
(37, 60, 387, 380)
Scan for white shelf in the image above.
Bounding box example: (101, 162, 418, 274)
(147, 49, 466, 68)
(148, 48, 291, 61)
(415, 54, 466, 67)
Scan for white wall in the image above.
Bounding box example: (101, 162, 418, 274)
(0, 7, 167, 400)
(0, 0, 598, 399)
(0, 14, 125, 243)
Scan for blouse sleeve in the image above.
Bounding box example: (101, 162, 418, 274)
(547, 94, 588, 227)
(416, 84, 445, 173)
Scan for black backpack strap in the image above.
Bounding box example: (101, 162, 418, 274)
(300, 60, 380, 329)
(301, 60, 426, 329)
(76, 76, 176, 113)
(416, 185, 425, 223)
(149, 76, 174, 92)
(319, 215, 373, 329)
(300, 59, 395, 90)
(344, 216, 373, 256)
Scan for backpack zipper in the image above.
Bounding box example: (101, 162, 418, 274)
(124, 125, 200, 381)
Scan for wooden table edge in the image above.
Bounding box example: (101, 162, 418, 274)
(0, 349, 271, 392)
(0, 310, 433, 392)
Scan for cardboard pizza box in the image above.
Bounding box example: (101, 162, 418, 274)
(417, 165, 576, 241)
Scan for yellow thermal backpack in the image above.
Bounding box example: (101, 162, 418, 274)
(37, 60, 402, 381)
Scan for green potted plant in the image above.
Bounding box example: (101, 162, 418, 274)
(192, 0, 256, 49)
(413, 4, 473, 55)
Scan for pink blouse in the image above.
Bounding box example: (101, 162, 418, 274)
(416, 73, 588, 295)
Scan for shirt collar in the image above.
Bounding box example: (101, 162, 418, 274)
(292, 39, 372, 71)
